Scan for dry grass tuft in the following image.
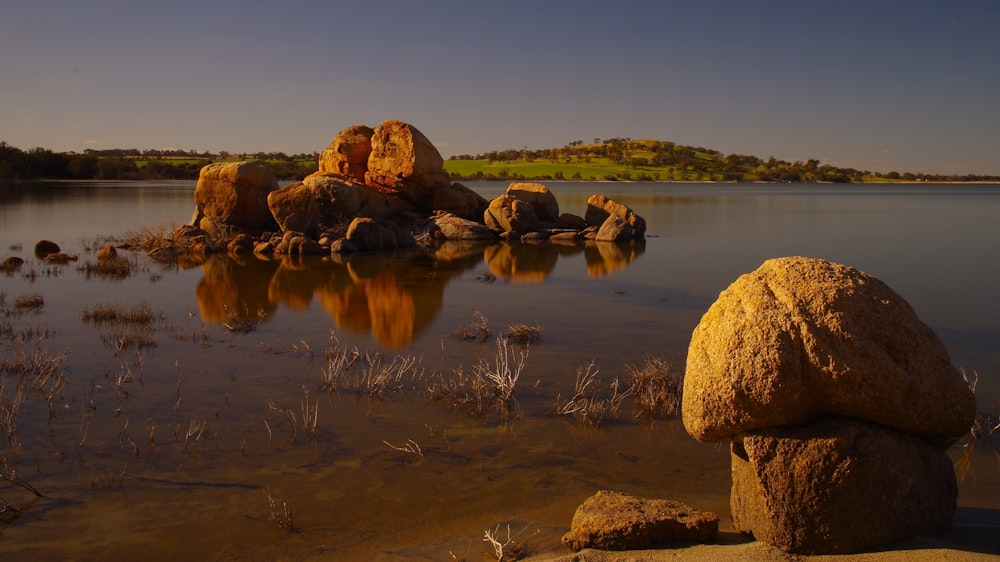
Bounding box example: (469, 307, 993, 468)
(428, 337, 529, 419)
(626, 354, 683, 419)
(264, 488, 295, 533)
(13, 294, 44, 312)
(77, 257, 134, 280)
(483, 523, 526, 561)
(454, 310, 491, 342)
(503, 323, 542, 345)
(222, 303, 266, 333)
(553, 361, 631, 427)
(82, 303, 163, 325)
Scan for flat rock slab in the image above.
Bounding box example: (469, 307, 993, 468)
(562, 490, 719, 552)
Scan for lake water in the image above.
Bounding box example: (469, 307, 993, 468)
(1, 180, 998, 560)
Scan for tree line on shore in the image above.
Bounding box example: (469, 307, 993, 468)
(0, 142, 317, 181)
(3, 139, 998, 183)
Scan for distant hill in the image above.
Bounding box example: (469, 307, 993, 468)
(443, 138, 999, 183)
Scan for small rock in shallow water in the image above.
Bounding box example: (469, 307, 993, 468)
(562, 490, 718, 552)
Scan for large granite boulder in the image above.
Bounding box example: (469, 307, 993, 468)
(268, 173, 420, 237)
(505, 182, 560, 223)
(683, 256, 975, 442)
(483, 194, 538, 234)
(431, 181, 489, 220)
(562, 490, 718, 552)
(364, 119, 451, 210)
(585, 194, 646, 239)
(317, 124, 374, 182)
(731, 416, 958, 554)
(194, 162, 278, 232)
(266, 181, 320, 235)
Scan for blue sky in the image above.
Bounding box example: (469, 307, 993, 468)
(2, 0, 998, 175)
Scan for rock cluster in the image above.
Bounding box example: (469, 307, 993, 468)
(682, 256, 976, 554)
(176, 120, 645, 261)
(562, 491, 719, 552)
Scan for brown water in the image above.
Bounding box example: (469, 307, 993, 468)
(1, 181, 998, 560)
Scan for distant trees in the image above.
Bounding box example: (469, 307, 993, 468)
(0, 142, 318, 181)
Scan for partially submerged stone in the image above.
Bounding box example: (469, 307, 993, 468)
(731, 416, 958, 554)
(683, 256, 975, 442)
(483, 194, 538, 234)
(34, 239, 61, 257)
(585, 194, 646, 239)
(562, 490, 718, 552)
(505, 182, 560, 223)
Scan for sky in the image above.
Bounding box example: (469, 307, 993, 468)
(2, 0, 999, 175)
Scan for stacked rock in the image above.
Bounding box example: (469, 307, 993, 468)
(682, 256, 976, 554)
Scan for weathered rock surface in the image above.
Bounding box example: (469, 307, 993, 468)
(505, 182, 560, 223)
(594, 214, 633, 242)
(266, 181, 321, 235)
(431, 181, 489, 220)
(428, 212, 497, 241)
(483, 194, 538, 234)
(317, 124, 374, 182)
(683, 256, 975, 442)
(731, 416, 958, 554)
(364, 119, 452, 209)
(268, 173, 420, 238)
(562, 490, 719, 552)
(585, 194, 646, 239)
(194, 162, 278, 231)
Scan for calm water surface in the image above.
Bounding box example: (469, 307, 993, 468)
(1, 181, 998, 560)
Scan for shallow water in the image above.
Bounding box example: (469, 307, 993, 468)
(1, 180, 998, 560)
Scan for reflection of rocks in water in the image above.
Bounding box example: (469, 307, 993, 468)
(196, 254, 279, 323)
(317, 271, 423, 349)
(315, 253, 457, 348)
(485, 242, 563, 283)
(268, 255, 338, 310)
(584, 240, 645, 278)
(196, 250, 478, 348)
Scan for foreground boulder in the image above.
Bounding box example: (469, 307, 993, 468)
(193, 162, 278, 232)
(731, 416, 958, 554)
(682, 256, 974, 555)
(562, 490, 718, 552)
(683, 256, 975, 442)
